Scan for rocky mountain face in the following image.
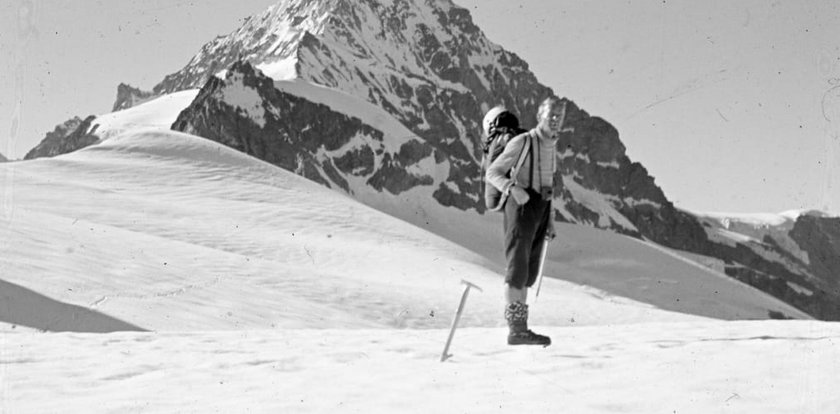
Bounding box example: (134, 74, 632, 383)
(86, 0, 840, 319)
(156, 0, 553, 213)
(791, 215, 840, 288)
(153, 0, 677, 229)
(785, 214, 840, 316)
(172, 60, 440, 195)
(24, 115, 100, 160)
(0, 152, 7, 162)
(694, 212, 840, 319)
(112, 83, 156, 111)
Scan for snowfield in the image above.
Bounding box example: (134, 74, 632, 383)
(3, 322, 838, 413)
(1, 102, 838, 412)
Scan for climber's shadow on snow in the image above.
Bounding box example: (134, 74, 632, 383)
(0, 278, 145, 333)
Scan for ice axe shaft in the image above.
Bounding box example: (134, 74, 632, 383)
(440, 279, 483, 362)
(534, 237, 550, 299)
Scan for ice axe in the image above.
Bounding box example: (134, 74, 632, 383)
(534, 235, 551, 300)
(440, 279, 483, 362)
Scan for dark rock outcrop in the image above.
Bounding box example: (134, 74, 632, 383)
(0, 152, 7, 162)
(790, 215, 840, 290)
(692, 212, 840, 320)
(171, 61, 437, 195)
(24, 116, 100, 160)
(112, 83, 156, 111)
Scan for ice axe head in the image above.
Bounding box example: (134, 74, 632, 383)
(460, 279, 483, 293)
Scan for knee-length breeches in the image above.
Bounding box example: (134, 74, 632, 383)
(503, 188, 551, 289)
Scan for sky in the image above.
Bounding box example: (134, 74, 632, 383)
(0, 0, 279, 158)
(1, 0, 839, 215)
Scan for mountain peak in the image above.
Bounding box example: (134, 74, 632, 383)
(154, 0, 525, 112)
(155, 0, 682, 227)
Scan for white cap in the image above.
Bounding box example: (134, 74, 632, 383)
(482, 106, 507, 137)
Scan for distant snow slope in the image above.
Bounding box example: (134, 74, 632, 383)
(1, 120, 811, 335)
(0, 128, 707, 333)
(696, 211, 802, 228)
(691, 210, 837, 228)
(3, 128, 837, 413)
(91, 89, 199, 140)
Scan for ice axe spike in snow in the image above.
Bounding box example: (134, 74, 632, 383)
(440, 279, 483, 362)
(534, 236, 551, 300)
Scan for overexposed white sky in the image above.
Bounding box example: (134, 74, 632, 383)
(1, 0, 839, 215)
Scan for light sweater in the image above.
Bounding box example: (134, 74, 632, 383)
(485, 127, 557, 195)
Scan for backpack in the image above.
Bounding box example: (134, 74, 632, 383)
(480, 109, 528, 211)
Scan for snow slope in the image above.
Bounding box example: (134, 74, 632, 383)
(91, 89, 199, 140)
(2, 126, 837, 412)
(1, 92, 817, 324)
(1, 129, 710, 333)
(3, 322, 838, 413)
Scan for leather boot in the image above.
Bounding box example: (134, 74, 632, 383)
(505, 301, 551, 346)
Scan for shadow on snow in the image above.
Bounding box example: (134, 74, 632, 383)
(0, 278, 146, 333)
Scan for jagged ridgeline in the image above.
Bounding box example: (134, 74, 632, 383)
(171, 60, 442, 195)
(24, 115, 99, 160)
